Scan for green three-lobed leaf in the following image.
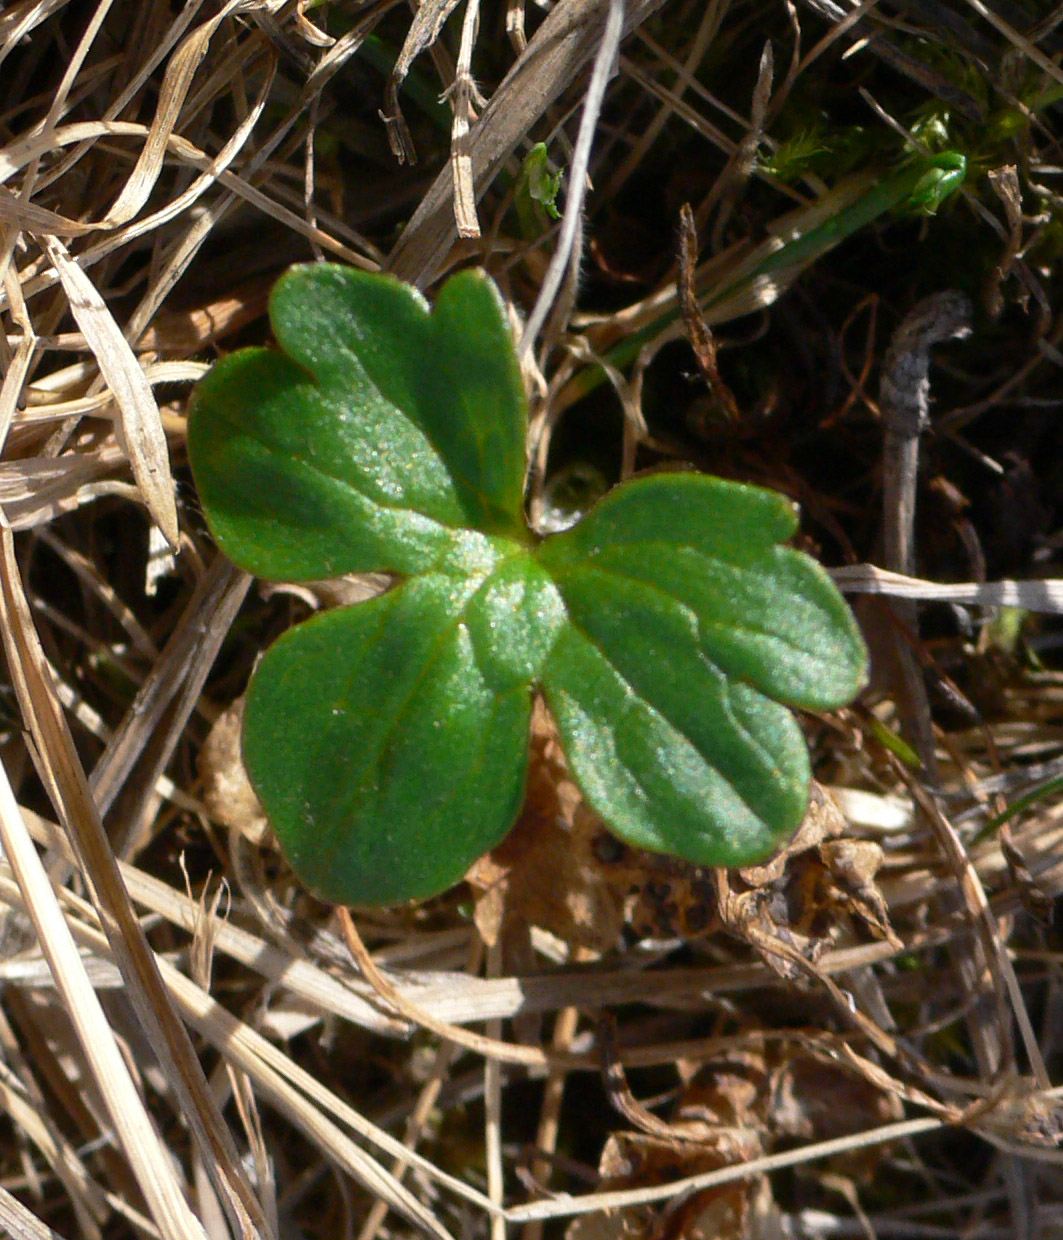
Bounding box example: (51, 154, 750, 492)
(189, 264, 867, 906)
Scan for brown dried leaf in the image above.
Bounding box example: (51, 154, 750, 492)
(594, 843, 720, 942)
(570, 1133, 767, 1240)
(572, 1043, 774, 1240)
(739, 781, 847, 887)
(769, 1053, 903, 1146)
(717, 787, 899, 978)
(818, 838, 900, 948)
(465, 701, 625, 951)
(971, 1080, 1063, 1148)
(199, 698, 270, 846)
(678, 203, 740, 422)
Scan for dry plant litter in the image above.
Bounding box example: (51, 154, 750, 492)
(2, 0, 1063, 1237)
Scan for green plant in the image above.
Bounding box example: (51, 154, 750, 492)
(514, 143, 562, 238)
(188, 265, 867, 906)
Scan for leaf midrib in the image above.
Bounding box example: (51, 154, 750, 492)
(328, 557, 532, 828)
(546, 549, 829, 676)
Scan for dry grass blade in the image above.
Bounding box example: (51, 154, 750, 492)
(961, 0, 1063, 87)
(339, 909, 555, 1067)
(0, 441, 129, 532)
(904, 771, 1050, 1090)
(383, 0, 465, 164)
(87, 557, 251, 856)
(0, 1060, 109, 1237)
(598, 4, 724, 202)
(39, 237, 179, 547)
(0, 860, 494, 1235)
(2, 0, 1062, 1234)
(390, 0, 670, 283)
(350, 940, 898, 1026)
(833, 565, 1063, 612)
(0, 187, 95, 236)
(0, 1181, 73, 1240)
(0, 122, 141, 188)
(0, 854, 476, 1239)
(13, 362, 210, 426)
(0, 334, 35, 454)
(0, 707, 208, 1240)
(357, 1038, 462, 1240)
(162, 961, 461, 1240)
(504, 1115, 946, 1222)
(0, 121, 372, 310)
(449, 0, 482, 238)
(0, 0, 67, 70)
(100, 8, 237, 228)
(518, 0, 625, 359)
(0, 526, 271, 1239)
(97, 844, 406, 1034)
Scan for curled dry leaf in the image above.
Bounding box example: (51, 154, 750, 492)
(717, 784, 901, 978)
(568, 1133, 774, 1240)
(737, 779, 847, 886)
(969, 1080, 1063, 1148)
(469, 717, 899, 978)
(768, 1044, 904, 1155)
(591, 840, 722, 943)
(817, 837, 897, 946)
(583, 781, 899, 966)
(572, 1035, 902, 1240)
